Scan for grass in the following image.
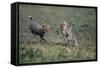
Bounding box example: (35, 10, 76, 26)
(19, 4, 97, 64)
(19, 41, 96, 64)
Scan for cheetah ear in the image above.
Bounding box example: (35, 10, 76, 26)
(42, 25, 45, 28)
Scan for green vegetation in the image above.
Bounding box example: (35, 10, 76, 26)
(19, 4, 96, 64)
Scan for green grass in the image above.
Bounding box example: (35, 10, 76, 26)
(19, 42, 96, 64)
(19, 4, 96, 64)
